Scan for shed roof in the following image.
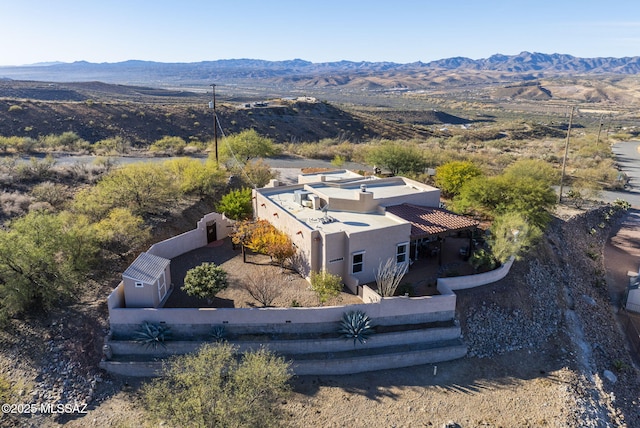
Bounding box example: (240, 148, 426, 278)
(123, 252, 170, 283)
(386, 203, 479, 239)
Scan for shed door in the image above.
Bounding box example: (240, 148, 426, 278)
(158, 270, 167, 302)
(206, 221, 217, 243)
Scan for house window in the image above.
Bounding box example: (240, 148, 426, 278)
(135, 281, 144, 288)
(396, 242, 409, 264)
(352, 251, 365, 274)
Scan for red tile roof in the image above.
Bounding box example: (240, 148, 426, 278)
(386, 203, 479, 239)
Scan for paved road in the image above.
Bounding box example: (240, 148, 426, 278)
(605, 140, 640, 207)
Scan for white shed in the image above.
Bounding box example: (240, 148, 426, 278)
(122, 252, 171, 308)
(625, 270, 640, 314)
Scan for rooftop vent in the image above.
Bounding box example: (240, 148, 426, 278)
(360, 184, 367, 192)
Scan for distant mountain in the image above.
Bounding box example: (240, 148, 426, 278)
(1, 52, 639, 89)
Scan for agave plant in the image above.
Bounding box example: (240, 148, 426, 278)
(339, 310, 374, 346)
(133, 321, 171, 349)
(210, 325, 226, 342)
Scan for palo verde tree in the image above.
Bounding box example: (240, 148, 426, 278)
(164, 157, 226, 198)
(216, 188, 253, 220)
(220, 129, 278, 165)
(435, 160, 483, 198)
(365, 140, 427, 176)
(94, 207, 151, 259)
(453, 159, 557, 230)
(142, 343, 292, 428)
(72, 162, 179, 220)
(0, 210, 98, 322)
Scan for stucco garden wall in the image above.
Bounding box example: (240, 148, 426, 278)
(147, 212, 233, 260)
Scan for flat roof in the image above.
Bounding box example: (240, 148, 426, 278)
(311, 178, 431, 201)
(270, 189, 403, 234)
(298, 169, 363, 183)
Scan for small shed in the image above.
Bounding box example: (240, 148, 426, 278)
(625, 271, 640, 314)
(122, 252, 171, 308)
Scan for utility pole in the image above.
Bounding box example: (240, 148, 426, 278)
(596, 113, 604, 147)
(558, 105, 575, 204)
(209, 84, 218, 165)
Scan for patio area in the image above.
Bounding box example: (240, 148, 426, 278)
(162, 233, 479, 309)
(363, 236, 476, 297)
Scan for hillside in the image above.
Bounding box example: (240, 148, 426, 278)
(0, 81, 461, 144)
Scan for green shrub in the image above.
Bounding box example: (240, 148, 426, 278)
(142, 343, 291, 428)
(310, 270, 342, 305)
(183, 263, 228, 301)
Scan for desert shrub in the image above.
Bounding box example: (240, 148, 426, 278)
(142, 343, 291, 428)
(240, 158, 278, 188)
(183, 263, 228, 301)
(150, 136, 187, 155)
(16, 155, 55, 180)
(93, 136, 130, 155)
(30, 182, 71, 209)
(0, 191, 32, 217)
(8, 105, 23, 113)
(243, 271, 282, 307)
(488, 212, 542, 263)
(310, 270, 342, 305)
(38, 132, 88, 151)
(374, 257, 409, 297)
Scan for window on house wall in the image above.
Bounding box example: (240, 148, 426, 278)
(396, 242, 409, 264)
(352, 251, 364, 274)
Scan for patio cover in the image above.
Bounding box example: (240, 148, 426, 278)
(386, 203, 479, 239)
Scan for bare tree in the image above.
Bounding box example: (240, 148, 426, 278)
(243, 271, 282, 307)
(375, 258, 409, 297)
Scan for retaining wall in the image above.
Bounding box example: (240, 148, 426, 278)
(437, 256, 514, 293)
(108, 286, 457, 337)
(105, 326, 461, 357)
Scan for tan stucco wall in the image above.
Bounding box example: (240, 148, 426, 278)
(148, 212, 233, 260)
(344, 222, 411, 287)
(253, 189, 317, 276)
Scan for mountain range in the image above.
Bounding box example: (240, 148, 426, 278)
(1, 52, 640, 89)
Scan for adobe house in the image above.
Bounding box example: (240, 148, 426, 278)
(254, 174, 478, 294)
(122, 252, 172, 308)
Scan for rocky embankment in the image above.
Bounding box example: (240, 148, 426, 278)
(459, 206, 640, 427)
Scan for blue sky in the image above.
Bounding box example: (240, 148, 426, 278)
(1, 0, 639, 66)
